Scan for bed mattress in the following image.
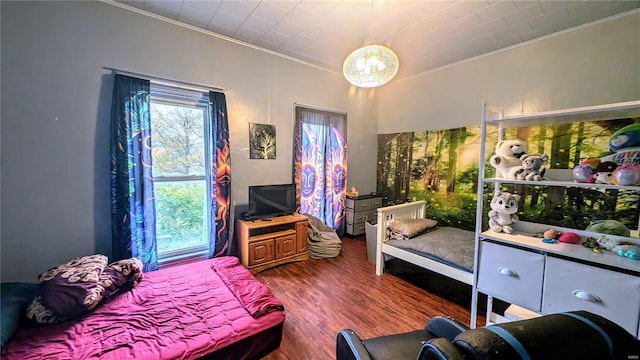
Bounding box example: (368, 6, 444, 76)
(2, 257, 285, 360)
(385, 226, 475, 272)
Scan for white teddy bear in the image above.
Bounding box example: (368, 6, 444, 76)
(489, 139, 527, 179)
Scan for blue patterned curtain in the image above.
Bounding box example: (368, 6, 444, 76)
(293, 107, 347, 231)
(110, 74, 158, 272)
(208, 91, 232, 257)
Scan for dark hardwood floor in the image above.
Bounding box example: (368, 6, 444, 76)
(255, 235, 488, 360)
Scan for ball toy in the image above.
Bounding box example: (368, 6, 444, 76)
(612, 164, 640, 186)
(572, 165, 593, 183)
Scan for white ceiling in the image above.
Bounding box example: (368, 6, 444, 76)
(113, 0, 640, 79)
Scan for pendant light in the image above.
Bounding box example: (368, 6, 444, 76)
(343, 44, 399, 88)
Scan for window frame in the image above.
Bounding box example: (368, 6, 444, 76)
(149, 84, 212, 265)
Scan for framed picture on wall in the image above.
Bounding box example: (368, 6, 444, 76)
(249, 123, 276, 159)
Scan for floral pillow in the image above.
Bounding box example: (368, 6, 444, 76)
(99, 258, 144, 298)
(25, 255, 143, 324)
(388, 218, 438, 240)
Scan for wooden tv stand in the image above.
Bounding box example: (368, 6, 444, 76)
(236, 214, 308, 273)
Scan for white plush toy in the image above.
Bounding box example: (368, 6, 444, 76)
(489, 139, 527, 179)
(596, 235, 620, 251)
(516, 153, 548, 181)
(488, 191, 521, 234)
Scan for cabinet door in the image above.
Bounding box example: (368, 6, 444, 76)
(477, 241, 545, 312)
(275, 234, 297, 259)
(296, 221, 308, 254)
(249, 239, 274, 266)
(543, 257, 640, 337)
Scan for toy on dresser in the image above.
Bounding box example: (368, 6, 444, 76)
(488, 191, 520, 234)
(596, 235, 640, 260)
(585, 221, 639, 261)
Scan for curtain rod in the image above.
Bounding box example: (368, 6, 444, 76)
(293, 102, 347, 115)
(104, 67, 224, 93)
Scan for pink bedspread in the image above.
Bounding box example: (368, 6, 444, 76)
(3, 257, 285, 359)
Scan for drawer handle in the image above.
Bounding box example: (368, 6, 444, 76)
(572, 290, 601, 303)
(498, 267, 518, 278)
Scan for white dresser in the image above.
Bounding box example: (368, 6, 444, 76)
(477, 239, 640, 336)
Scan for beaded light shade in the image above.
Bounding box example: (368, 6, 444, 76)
(343, 45, 399, 88)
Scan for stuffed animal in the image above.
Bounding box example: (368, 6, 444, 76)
(586, 219, 631, 237)
(596, 235, 621, 251)
(613, 244, 640, 260)
(595, 236, 639, 260)
(592, 161, 618, 184)
(489, 139, 527, 179)
(515, 153, 548, 181)
(610, 123, 640, 152)
(488, 191, 520, 234)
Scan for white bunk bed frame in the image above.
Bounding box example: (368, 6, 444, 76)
(375, 200, 479, 327)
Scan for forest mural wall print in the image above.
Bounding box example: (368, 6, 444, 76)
(377, 118, 639, 233)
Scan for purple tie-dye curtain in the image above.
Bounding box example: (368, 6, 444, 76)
(110, 74, 158, 272)
(208, 91, 232, 257)
(293, 107, 347, 230)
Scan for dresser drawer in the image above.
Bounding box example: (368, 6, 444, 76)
(346, 198, 373, 211)
(543, 257, 640, 336)
(346, 211, 366, 224)
(477, 241, 545, 312)
(346, 222, 366, 236)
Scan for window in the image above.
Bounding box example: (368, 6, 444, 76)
(150, 84, 211, 262)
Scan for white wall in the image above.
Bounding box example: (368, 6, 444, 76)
(378, 11, 640, 133)
(0, 1, 378, 282)
(2, 2, 638, 283)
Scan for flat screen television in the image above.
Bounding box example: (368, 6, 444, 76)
(247, 183, 296, 220)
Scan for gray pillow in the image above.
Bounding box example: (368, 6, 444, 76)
(388, 218, 438, 240)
